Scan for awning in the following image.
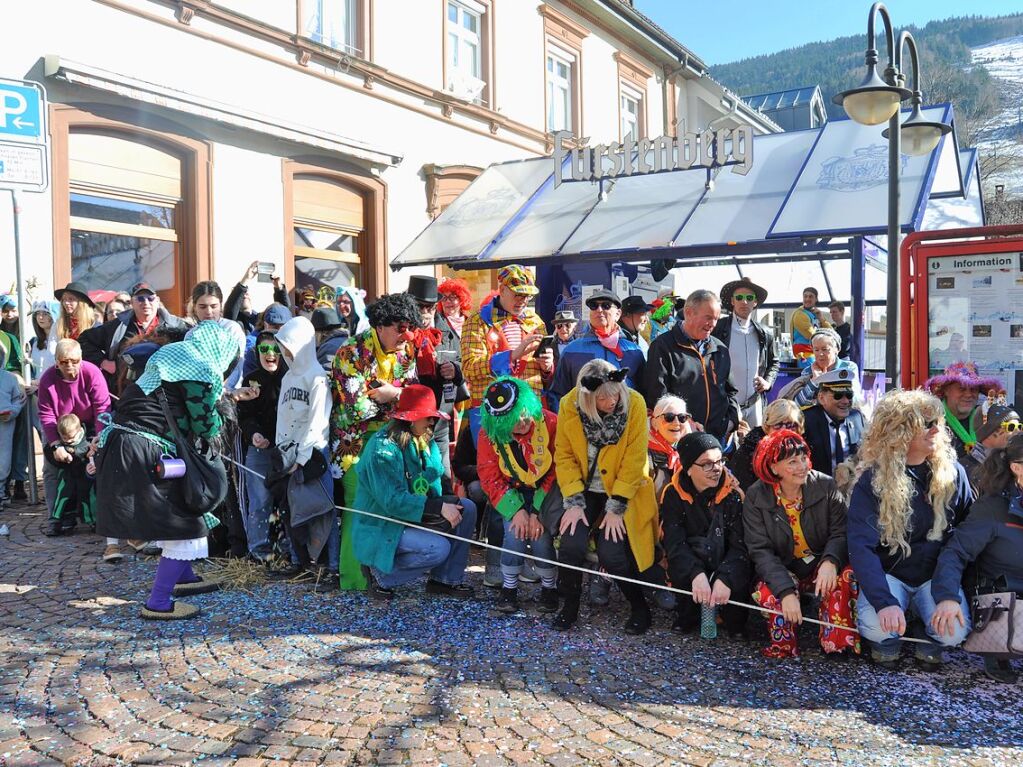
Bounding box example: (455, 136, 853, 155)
(44, 55, 403, 168)
(393, 104, 972, 270)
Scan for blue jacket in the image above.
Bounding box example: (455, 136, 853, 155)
(931, 491, 1023, 603)
(848, 463, 974, 610)
(547, 333, 644, 412)
(353, 428, 446, 573)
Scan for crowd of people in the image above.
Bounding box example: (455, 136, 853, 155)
(2, 262, 1021, 684)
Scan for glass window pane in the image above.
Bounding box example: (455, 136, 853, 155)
(295, 226, 358, 253)
(464, 12, 478, 33)
(296, 255, 359, 293)
(449, 32, 459, 66)
(71, 230, 177, 295)
(448, 2, 457, 22)
(70, 193, 175, 229)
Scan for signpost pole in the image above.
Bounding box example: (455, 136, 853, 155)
(9, 189, 38, 505)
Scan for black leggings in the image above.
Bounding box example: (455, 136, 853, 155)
(557, 491, 645, 606)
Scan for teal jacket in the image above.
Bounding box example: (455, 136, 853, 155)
(353, 428, 445, 573)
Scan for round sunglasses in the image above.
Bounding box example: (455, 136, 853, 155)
(658, 411, 690, 424)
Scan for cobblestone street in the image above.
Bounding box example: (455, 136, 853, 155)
(2, 500, 1022, 767)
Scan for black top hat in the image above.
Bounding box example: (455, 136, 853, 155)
(310, 307, 344, 331)
(406, 275, 439, 305)
(54, 281, 95, 308)
(719, 277, 768, 307)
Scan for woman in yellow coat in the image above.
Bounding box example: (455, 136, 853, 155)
(553, 359, 659, 633)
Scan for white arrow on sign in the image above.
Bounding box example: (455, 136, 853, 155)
(12, 117, 34, 129)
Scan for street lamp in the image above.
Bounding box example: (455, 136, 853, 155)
(833, 2, 951, 390)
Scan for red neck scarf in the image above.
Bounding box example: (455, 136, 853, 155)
(648, 429, 681, 474)
(592, 324, 623, 359)
(413, 327, 443, 377)
(68, 316, 80, 340)
(135, 314, 159, 337)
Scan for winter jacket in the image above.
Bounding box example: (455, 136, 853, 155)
(275, 317, 330, 470)
(353, 427, 448, 573)
(660, 471, 749, 593)
(712, 314, 779, 408)
(452, 424, 479, 486)
(0, 331, 24, 375)
(478, 410, 558, 519)
(548, 332, 645, 412)
(643, 324, 740, 441)
(415, 314, 466, 419)
(79, 307, 186, 388)
(316, 330, 350, 371)
(555, 387, 658, 571)
(848, 463, 974, 610)
(728, 426, 764, 492)
(37, 361, 111, 444)
(461, 297, 548, 406)
(932, 491, 1023, 602)
(743, 471, 848, 599)
(802, 405, 866, 476)
(237, 361, 287, 446)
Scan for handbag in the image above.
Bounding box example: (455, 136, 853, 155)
(963, 591, 1023, 657)
(156, 389, 229, 517)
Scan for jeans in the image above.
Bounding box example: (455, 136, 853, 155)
(243, 446, 274, 559)
(856, 574, 971, 656)
(500, 517, 556, 581)
(373, 498, 478, 589)
(556, 491, 640, 602)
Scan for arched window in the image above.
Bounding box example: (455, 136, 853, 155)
(291, 174, 364, 295)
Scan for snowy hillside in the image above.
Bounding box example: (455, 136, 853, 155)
(971, 36, 1023, 192)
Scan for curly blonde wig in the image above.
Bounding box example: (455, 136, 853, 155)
(856, 389, 957, 556)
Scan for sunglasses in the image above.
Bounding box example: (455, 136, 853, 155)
(659, 412, 690, 424)
(773, 421, 800, 431)
(827, 390, 854, 401)
(580, 368, 628, 392)
(256, 343, 280, 355)
(733, 293, 757, 303)
(1002, 420, 1022, 433)
(134, 294, 156, 303)
(589, 301, 615, 311)
(923, 419, 940, 430)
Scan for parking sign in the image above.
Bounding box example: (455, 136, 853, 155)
(0, 77, 48, 192)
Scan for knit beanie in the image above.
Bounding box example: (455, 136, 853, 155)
(677, 432, 721, 472)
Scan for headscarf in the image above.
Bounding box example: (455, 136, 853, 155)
(136, 321, 240, 402)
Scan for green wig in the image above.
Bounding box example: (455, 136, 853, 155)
(480, 376, 542, 445)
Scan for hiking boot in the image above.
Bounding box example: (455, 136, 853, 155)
(624, 604, 652, 636)
(425, 579, 474, 599)
(12, 481, 26, 501)
(552, 597, 580, 631)
(44, 519, 62, 537)
(984, 657, 1019, 684)
(496, 587, 519, 614)
(537, 587, 559, 614)
(483, 548, 502, 589)
(102, 544, 124, 563)
(589, 575, 611, 606)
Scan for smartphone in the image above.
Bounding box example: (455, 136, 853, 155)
(368, 380, 384, 389)
(256, 261, 275, 283)
(535, 335, 556, 355)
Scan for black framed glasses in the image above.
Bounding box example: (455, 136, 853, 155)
(256, 343, 280, 355)
(659, 412, 690, 424)
(694, 458, 725, 471)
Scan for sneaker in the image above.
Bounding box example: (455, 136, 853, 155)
(425, 579, 474, 599)
(483, 549, 502, 589)
(360, 566, 394, 602)
(537, 587, 559, 614)
(589, 575, 611, 606)
(495, 587, 519, 614)
(871, 649, 900, 670)
(44, 519, 62, 537)
(102, 544, 123, 563)
(12, 481, 27, 501)
(519, 559, 540, 584)
(983, 657, 1019, 684)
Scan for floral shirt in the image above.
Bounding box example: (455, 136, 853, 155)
(778, 493, 811, 559)
(329, 328, 416, 467)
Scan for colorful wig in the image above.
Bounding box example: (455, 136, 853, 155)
(437, 278, 472, 315)
(752, 428, 810, 486)
(480, 375, 542, 445)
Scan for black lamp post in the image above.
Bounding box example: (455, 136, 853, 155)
(833, 2, 951, 390)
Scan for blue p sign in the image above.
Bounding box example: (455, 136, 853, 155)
(0, 82, 43, 140)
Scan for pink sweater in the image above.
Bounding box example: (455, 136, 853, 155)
(37, 361, 111, 444)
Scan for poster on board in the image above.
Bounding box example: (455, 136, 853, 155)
(927, 250, 1023, 400)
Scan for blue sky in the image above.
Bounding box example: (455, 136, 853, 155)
(635, 0, 1023, 65)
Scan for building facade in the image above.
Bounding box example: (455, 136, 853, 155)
(1, 0, 776, 314)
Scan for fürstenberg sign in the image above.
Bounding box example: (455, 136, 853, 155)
(551, 125, 753, 188)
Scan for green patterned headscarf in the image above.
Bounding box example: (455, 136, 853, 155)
(136, 321, 240, 401)
(480, 376, 542, 445)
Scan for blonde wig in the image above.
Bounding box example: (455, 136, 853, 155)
(575, 358, 630, 422)
(57, 299, 95, 340)
(857, 389, 957, 556)
(764, 398, 804, 433)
